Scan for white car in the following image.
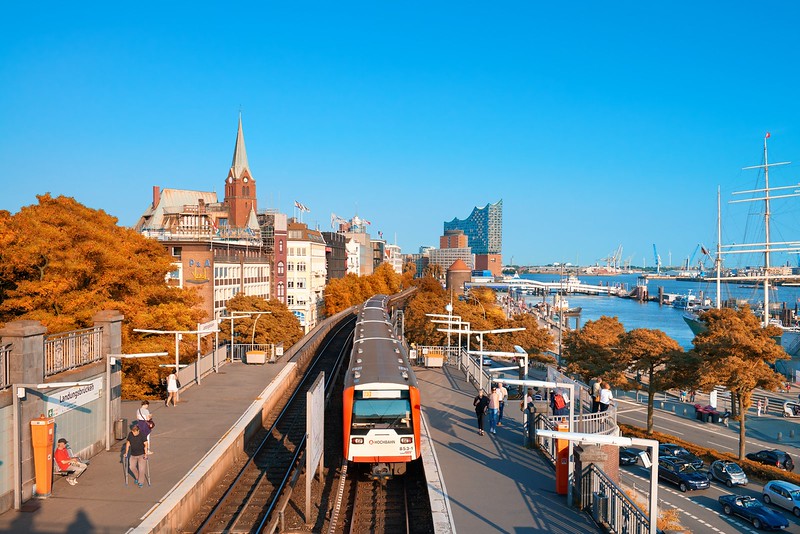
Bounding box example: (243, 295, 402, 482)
(763, 480, 800, 517)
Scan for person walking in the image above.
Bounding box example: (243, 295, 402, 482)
(764, 397, 770, 414)
(591, 378, 602, 413)
(166, 370, 179, 407)
(757, 399, 763, 417)
(124, 425, 149, 487)
(599, 382, 613, 412)
(488, 386, 500, 434)
(496, 381, 508, 426)
(136, 400, 155, 453)
(473, 390, 490, 435)
(524, 387, 535, 447)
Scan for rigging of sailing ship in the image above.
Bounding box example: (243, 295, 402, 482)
(683, 133, 800, 357)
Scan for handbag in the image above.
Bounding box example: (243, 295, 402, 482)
(147, 419, 155, 430)
(176, 378, 181, 388)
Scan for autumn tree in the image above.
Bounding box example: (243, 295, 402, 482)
(622, 328, 683, 433)
(562, 316, 627, 385)
(0, 195, 205, 398)
(688, 306, 787, 459)
(502, 313, 555, 364)
(323, 264, 402, 315)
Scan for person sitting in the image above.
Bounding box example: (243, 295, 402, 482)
(54, 438, 88, 486)
(793, 404, 800, 416)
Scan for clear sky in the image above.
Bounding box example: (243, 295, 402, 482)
(3, 2, 800, 267)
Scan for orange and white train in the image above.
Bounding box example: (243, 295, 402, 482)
(342, 295, 421, 478)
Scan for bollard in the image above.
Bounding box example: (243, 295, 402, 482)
(683, 408, 687, 416)
(671, 406, 675, 413)
(791, 430, 796, 439)
(777, 432, 782, 441)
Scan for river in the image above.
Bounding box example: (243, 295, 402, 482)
(519, 273, 800, 350)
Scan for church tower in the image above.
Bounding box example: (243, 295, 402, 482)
(224, 114, 257, 228)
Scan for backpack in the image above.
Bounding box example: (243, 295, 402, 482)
(553, 393, 566, 410)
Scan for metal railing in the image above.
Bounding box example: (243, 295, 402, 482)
(44, 327, 103, 377)
(0, 343, 10, 389)
(577, 464, 651, 534)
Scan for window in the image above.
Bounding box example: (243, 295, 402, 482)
(278, 282, 284, 298)
(287, 262, 295, 271)
(278, 262, 284, 275)
(172, 247, 182, 258)
(297, 262, 307, 272)
(287, 280, 294, 288)
(296, 280, 305, 289)
(287, 295, 295, 305)
(279, 240, 284, 253)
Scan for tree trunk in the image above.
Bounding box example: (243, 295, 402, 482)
(737, 393, 747, 460)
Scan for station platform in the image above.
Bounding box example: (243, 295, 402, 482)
(416, 365, 601, 534)
(0, 359, 288, 534)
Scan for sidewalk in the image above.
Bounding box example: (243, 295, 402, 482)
(0, 360, 287, 534)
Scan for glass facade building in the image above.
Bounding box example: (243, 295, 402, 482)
(443, 200, 502, 254)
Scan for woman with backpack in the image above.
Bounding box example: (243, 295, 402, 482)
(473, 389, 490, 436)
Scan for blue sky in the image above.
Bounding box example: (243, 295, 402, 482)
(3, 2, 800, 267)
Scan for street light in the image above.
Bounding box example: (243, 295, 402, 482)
(537, 430, 659, 534)
(13, 381, 92, 510)
(437, 326, 525, 391)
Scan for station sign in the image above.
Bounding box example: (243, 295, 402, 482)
(44, 377, 104, 418)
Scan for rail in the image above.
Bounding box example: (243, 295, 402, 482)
(0, 343, 10, 389)
(577, 464, 651, 534)
(43, 326, 103, 377)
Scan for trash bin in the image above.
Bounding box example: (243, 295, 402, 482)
(115, 418, 128, 440)
(695, 409, 705, 421)
(710, 412, 721, 424)
(592, 492, 608, 523)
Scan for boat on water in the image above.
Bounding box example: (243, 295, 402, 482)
(683, 135, 800, 361)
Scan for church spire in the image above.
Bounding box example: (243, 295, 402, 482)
(230, 112, 250, 180)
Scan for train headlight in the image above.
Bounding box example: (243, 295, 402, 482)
(351, 437, 364, 444)
(400, 437, 413, 444)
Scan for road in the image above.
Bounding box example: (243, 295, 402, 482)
(616, 396, 800, 533)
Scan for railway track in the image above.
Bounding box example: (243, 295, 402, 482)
(327, 458, 433, 534)
(192, 315, 356, 533)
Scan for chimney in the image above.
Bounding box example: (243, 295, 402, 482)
(152, 186, 160, 209)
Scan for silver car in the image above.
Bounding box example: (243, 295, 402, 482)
(763, 480, 800, 517)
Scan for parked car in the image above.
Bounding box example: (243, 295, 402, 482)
(719, 494, 789, 530)
(763, 480, 800, 517)
(473, 356, 493, 366)
(619, 447, 641, 466)
(658, 443, 704, 469)
(746, 450, 795, 472)
(658, 456, 710, 492)
(708, 460, 749, 488)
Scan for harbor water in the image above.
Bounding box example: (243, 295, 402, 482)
(520, 273, 800, 350)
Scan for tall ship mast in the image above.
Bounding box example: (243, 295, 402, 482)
(684, 134, 800, 355)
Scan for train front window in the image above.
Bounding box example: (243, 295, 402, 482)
(352, 398, 412, 429)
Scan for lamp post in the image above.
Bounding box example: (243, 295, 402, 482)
(438, 326, 526, 391)
(537, 430, 659, 534)
(226, 311, 270, 361)
(13, 381, 92, 510)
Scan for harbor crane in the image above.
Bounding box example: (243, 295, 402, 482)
(652, 244, 662, 274)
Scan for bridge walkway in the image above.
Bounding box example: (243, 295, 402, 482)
(417, 364, 601, 533)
